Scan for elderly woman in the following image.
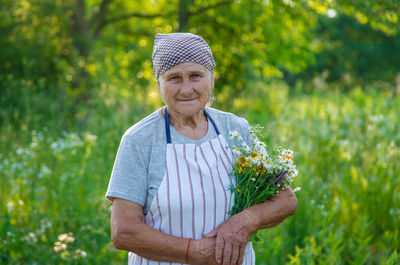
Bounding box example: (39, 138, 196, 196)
(106, 33, 297, 265)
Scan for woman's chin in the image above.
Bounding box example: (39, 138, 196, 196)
(172, 103, 205, 117)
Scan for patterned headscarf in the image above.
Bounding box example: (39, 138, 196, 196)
(152, 33, 215, 79)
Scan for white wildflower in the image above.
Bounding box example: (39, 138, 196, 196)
(58, 232, 74, 243)
(54, 241, 67, 252)
(75, 249, 87, 258)
(39, 165, 52, 179)
(58, 233, 68, 241)
(40, 219, 52, 233)
(50, 142, 58, 150)
(28, 232, 37, 243)
(85, 133, 98, 141)
(242, 143, 251, 153)
(7, 202, 14, 211)
(292, 187, 301, 193)
(232, 149, 241, 158)
(16, 148, 24, 155)
(263, 163, 270, 170)
(229, 130, 243, 141)
(21, 232, 37, 243)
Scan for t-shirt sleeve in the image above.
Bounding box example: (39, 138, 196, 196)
(105, 132, 148, 206)
(240, 118, 252, 147)
(227, 116, 252, 149)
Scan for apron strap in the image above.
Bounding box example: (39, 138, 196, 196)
(164, 107, 220, 144)
(165, 107, 172, 144)
(204, 109, 220, 135)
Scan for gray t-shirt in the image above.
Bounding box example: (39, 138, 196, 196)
(106, 107, 251, 214)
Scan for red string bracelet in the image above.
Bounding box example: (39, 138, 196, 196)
(185, 238, 192, 264)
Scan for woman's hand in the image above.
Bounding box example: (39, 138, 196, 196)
(204, 211, 254, 265)
(204, 188, 297, 265)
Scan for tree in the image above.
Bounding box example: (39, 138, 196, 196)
(284, 13, 400, 94)
(2, 0, 398, 128)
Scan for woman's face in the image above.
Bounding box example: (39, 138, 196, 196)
(158, 62, 214, 118)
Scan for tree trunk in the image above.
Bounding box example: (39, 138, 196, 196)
(70, 0, 93, 131)
(178, 0, 193, 31)
(393, 73, 400, 98)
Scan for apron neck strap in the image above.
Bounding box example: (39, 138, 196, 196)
(164, 107, 220, 144)
(204, 109, 220, 135)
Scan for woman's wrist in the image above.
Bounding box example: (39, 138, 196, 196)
(185, 238, 192, 263)
(187, 238, 215, 265)
(239, 208, 260, 234)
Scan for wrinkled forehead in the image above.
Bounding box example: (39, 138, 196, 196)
(161, 62, 210, 77)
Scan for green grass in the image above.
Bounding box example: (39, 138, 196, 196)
(1, 86, 399, 264)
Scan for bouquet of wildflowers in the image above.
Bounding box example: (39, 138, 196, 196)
(228, 126, 299, 217)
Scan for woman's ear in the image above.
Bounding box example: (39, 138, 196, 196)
(210, 74, 215, 91)
(157, 80, 161, 94)
(157, 80, 165, 102)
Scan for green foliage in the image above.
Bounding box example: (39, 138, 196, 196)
(2, 0, 400, 128)
(1, 1, 400, 263)
(331, 0, 400, 35)
(0, 0, 76, 128)
(0, 130, 119, 264)
(246, 85, 400, 265)
(1, 86, 400, 264)
(287, 13, 400, 92)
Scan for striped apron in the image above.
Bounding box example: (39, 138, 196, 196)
(129, 108, 255, 265)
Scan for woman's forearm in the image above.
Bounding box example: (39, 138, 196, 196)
(242, 187, 298, 233)
(111, 198, 215, 265)
(112, 222, 215, 264)
(112, 222, 187, 262)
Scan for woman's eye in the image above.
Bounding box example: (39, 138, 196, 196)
(170, 76, 180, 80)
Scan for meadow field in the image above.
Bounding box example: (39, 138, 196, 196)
(1, 84, 399, 265)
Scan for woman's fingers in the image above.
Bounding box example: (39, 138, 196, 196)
(230, 243, 240, 265)
(221, 240, 232, 265)
(215, 235, 225, 264)
(212, 212, 254, 265)
(206, 255, 221, 265)
(237, 244, 246, 265)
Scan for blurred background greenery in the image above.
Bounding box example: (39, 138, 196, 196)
(1, 0, 399, 264)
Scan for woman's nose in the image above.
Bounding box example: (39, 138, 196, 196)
(180, 79, 193, 95)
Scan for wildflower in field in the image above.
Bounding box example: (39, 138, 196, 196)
(85, 133, 98, 142)
(7, 202, 14, 212)
(74, 249, 87, 258)
(50, 132, 83, 155)
(228, 125, 299, 216)
(54, 241, 67, 252)
(39, 165, 52, 179)
(21, 232, 37, 244)
(39, 219, 52, 235)
(292, 187, 301, 193)
(58, 232, 75, 243)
